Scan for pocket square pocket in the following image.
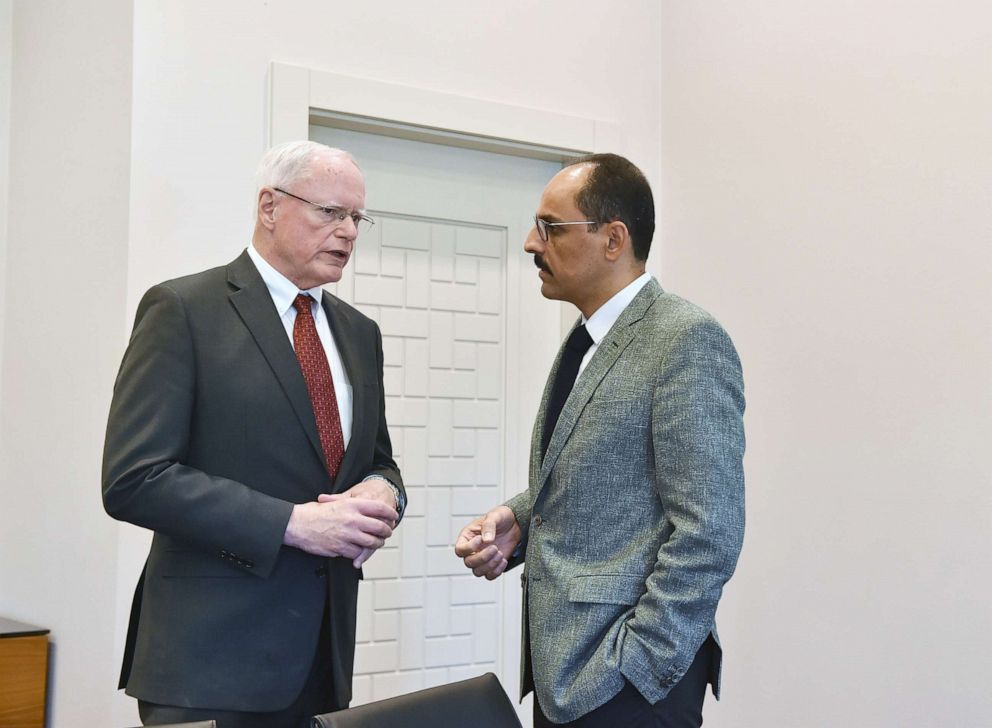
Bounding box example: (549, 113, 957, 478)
(567, 573, 645, 605)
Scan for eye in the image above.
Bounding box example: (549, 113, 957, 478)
(317, 206, 345, 221)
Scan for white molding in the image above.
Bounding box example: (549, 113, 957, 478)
(268, 62, 310, 145)
(269, 62, 622, 159)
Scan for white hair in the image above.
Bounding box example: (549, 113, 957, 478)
(254, 140, 358, 194)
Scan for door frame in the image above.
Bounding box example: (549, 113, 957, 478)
(267, 61, 622, 710)
(268, 62, 621, 161)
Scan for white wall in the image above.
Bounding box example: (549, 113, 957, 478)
(0, 1, 133, 727)
(125, 0, 663, 297)
(119, 5, 661, 725)
(13, 3, 983, 725)
(0, 0, 11, 434)
(660, 3, 992, 726)
(2, 1, 664, 725)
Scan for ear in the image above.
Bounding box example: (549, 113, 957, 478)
(258, 188, 278, 230)
(603, 220, 630, 262)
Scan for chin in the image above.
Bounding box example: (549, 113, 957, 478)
(539, 283, 561, 301)
(313, 267, 343, 286)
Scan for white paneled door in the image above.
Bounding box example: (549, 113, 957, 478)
(310, 125, 566, 722)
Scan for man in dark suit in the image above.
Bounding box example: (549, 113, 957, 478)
(103, 141, 405, 727)
(456, 154, 745, 727)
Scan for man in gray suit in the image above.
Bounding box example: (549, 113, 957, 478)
(455, 154, 744, 727)
(104, 141, 405, 727)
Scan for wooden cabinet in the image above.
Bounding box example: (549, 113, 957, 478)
(0, 618, 49, 728)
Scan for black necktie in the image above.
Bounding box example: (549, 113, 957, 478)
(542, 324, 594, 459)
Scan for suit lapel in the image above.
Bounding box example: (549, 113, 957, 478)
(226, 251, 326, 468)
(320, 290, 365, 491)
(536, 279, 664, 488)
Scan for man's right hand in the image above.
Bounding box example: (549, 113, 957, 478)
(284, 497, 395, 561)
(454, 505, 522, 580)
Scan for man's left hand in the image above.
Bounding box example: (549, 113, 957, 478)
(340, 478, 398, 515)
(317, 478, 398, 568)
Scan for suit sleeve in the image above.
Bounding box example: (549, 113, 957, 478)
(102, 284, 293, 578)
(362, 322, 406, 522)
(620, 317, 746, 702)
(502, 490, 531, 570)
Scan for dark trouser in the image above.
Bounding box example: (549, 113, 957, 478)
(534, 636, 715, 728)
(139, 600, 337, 728)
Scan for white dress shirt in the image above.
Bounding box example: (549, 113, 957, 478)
(247, 244, 353, 448)
(578, 271, 652, 377)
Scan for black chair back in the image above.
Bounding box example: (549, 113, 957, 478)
(125, 722, 216, 727)
(312, 672, 522, 728)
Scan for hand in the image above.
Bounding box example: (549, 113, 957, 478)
(338, 478, 398, 521)
(284, 496, 396, 566)
(317, 487, 395, 569)
(454, 506, 521, 580)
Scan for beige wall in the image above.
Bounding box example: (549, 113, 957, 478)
(0, 1, 133, 726)
(661, 3, 992, 725)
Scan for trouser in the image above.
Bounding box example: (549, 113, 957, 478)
(534, 636, 715, 728)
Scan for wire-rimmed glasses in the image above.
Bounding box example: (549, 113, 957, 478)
(275, 187, 376, 234)
(534, 216, 601, 242)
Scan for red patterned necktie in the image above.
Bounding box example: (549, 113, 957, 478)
(292, 294, 345, 479)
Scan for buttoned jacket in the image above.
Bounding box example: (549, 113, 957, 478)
(103, 250, 402, 711)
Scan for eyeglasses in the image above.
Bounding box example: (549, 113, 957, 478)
(534, 216, 601, 242)
(274, 187, 376, 234)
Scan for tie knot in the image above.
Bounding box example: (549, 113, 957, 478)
(293, 293, 314, 316)
(565, 324, 594, 354)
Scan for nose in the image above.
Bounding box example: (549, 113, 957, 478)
(523, 226, 543, 254)
(334, 216, 359, 240)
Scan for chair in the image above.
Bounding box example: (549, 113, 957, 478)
(311, 672, 522, 728)
(125, 722, 216, 727)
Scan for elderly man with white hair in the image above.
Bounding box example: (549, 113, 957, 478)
(103, 141, 405, 727)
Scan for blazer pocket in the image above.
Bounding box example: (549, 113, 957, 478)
(567, 573, 645, 605)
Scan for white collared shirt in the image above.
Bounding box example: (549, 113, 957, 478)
(578, 271, 652, 377)
(247, 244, 353, 448)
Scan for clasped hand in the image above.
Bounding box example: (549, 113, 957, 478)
(285, 479, 398, 568)
(454, 505, 522, 580)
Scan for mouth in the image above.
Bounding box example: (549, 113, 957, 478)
(323, 250, 349, 264)
(533, 255, 551, 276)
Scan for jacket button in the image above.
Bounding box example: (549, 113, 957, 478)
(534, 515, 543, 527)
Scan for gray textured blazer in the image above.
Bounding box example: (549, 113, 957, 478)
(506, 278, 745, 723)
(103, 250, 403, 712)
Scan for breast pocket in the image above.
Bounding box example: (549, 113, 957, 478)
(567, 573, 646, 606)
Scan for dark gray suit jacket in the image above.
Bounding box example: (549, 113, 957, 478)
(103, 250, 403, 712)
(507, 278, 745, 723)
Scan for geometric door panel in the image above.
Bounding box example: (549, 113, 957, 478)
(335, 213, 506, 703)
